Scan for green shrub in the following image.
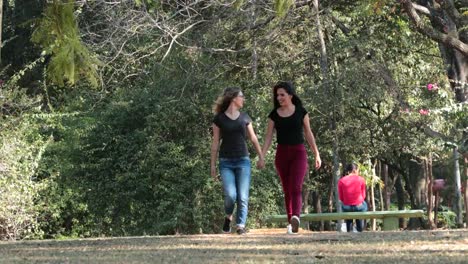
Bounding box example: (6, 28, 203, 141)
(436, 206, 457, 229)
(0, 86, 52, 240)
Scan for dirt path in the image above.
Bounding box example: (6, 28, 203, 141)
(1, 229, 468, 263)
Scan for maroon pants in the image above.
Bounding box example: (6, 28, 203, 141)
(275, 144, 308, 223)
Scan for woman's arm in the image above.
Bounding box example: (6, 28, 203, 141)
(246, 123, 264, 162)
(210, 124, 220, 180)
(303, 114, 322, 169)
(258, 119, 275, 169)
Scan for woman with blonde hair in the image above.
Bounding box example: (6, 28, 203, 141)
(210, 87, 264, 235)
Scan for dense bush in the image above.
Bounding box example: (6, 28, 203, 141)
(0, 86, 51, 240)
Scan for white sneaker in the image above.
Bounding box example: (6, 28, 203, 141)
(286, 224, 294, 234)
(291, 215, 300, 233)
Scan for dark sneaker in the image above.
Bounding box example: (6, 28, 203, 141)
(236, 227, 246, 235)
(222, 217, 231, 233)
(291, 215, 300, 233)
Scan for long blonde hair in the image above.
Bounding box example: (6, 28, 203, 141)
(212, 87, 242, 114)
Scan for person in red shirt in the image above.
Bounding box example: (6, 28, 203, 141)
(338, 163, 367, 232)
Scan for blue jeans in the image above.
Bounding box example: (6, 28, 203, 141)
(219, 156, 251, 228)
(342, 201, 368, 232)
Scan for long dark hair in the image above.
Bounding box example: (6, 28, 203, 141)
(272, 81, 303, 109)
(344, 163, 359, 175)
(212, 87, 242, 114)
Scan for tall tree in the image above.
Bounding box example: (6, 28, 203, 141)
(399, 0, 467, 102)
(1, 0, 3, 65)
(310, 0, 344, 231)
(397, 0, 467, 226)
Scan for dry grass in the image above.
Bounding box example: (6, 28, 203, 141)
(1, 229, 468, 263)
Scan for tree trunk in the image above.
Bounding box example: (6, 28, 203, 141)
(434, 5, 468, 104)
(383, 163, 390, 210)
(332, 142, 341, 226)
(463, 156, 468, 227)
(434, 190, 440, 228)
(402, 165, 416, 209)
(407, 159, 426, 229)
(407, 159, 425, 208)
(312, 0, 341, 232)
(411, 0, 468, 105)
(394, 174, 406, 228)
(426, 155, 436, 229)
(370, 160, 376, 231)
(250, 0, 258, 80)
(325, 172, 334, 231)
(377, 160, 382, 211)
(453, 147, 464, 227)
(312, 191, 324, 231)
(378, 180, 384, 211)
(400, 0, 468, 58)
(0, 0, 3, 65)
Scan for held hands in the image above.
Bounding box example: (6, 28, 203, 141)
(256, 157, 265, 169)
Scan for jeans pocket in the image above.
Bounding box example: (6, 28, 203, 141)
(342, 205, 353, 212)
(219, 158, 229, 169)
(355, 201, 367, 211)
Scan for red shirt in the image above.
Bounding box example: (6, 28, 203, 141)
(338, 174, 366, 206)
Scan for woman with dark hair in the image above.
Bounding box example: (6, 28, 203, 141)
(210, 87, 264, 235)
(338, 163, 367, 232)
(259, 81, 321, 234)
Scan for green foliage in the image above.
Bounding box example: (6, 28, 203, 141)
(233, 0, 245, 10)
(35, 49, 283, 236)
(436, 206, 458, 229)
(357, 0, 392, 16)
(359, 160, 384, 189)
(0, 81, 54, 240)
(274, 0, 294, 18)
(31, 0, 100, 87)
(134, 0, 161, 11)
(323, 3, 452, 164)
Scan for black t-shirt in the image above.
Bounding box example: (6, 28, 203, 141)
(213, 112, 252, 158)
(268, 106, 307, 145)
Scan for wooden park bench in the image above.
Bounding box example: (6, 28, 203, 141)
(264, 210, 424, 231)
